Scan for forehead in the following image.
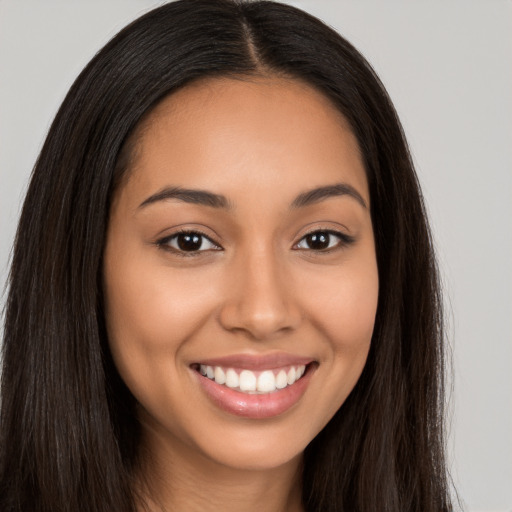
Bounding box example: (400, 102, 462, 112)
(119, 76, 368, 208)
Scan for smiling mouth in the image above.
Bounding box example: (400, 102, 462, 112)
(192, 363, 308, 394)
(191, 357, 317, 418)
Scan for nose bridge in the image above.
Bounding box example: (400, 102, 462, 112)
(219, 242, 300, 340)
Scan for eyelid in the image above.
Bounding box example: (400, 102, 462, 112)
(154, 226, 355, 257)
(156, 229, 223, 256)
(293, 228, 355, 252)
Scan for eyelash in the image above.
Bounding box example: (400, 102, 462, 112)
(294, 230, 355, 253)
(156, 228, 355, 257)
(156, 229, 221, 257)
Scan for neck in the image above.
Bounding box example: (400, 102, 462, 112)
(135, 422, 304, 512)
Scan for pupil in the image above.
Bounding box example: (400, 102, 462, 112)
(177, 233, 202, 251)
(307, 232, 329, 250)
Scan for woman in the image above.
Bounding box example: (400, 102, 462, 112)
(0, 0, 453, 510)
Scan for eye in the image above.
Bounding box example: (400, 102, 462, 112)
(295, 230, 354, 251)
(157, 230, 221, 254)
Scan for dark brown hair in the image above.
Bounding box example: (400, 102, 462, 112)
(1, 1, 452, 510)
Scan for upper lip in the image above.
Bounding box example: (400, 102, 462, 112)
(192, 352, 315, 370)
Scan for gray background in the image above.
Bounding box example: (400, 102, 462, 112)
(1, 1, 511, 511)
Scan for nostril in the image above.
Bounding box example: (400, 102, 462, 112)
(218, 305, 302, 341)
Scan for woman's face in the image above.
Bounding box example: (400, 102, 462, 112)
(103, 77, 378, 471)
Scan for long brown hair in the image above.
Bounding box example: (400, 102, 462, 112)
(1, 1, 452, 510)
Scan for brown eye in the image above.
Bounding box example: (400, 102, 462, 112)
(303, 232, 331, 250)
(176, 233, 203, 251)
(295, 230, 354, 251)
(159, 231, 220, 253)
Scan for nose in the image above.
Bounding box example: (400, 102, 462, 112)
(218, 248, 302, 341)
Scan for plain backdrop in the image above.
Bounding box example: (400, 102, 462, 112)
(0, 1, 511, 511)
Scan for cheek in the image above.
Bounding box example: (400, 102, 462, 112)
(253, 251, 377, 443)
(301, 254, 379, 352)
(328, 274, 378, 353)
(102, 246, 221, 395)
(105, 253, 215, 343)
(297, 249, 378, 411)
(102, 256, 228, 449)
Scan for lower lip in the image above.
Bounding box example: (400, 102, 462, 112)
(194, 366, 315, 419)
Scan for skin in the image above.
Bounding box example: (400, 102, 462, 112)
(103, 76, 379, 512)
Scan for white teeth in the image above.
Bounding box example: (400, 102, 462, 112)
(214, 366, 226, 385)
(225, 368, 239, 388)
(239, 370, 257, 391)
(276, 370, 288, 389)
(257, 370, 276, 393)
(199, 363, 309, 394)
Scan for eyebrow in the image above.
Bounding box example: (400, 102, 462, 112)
(138, 182, 367, 210)
(139, 187, 232, 209)
(291, 183, 367, 209)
